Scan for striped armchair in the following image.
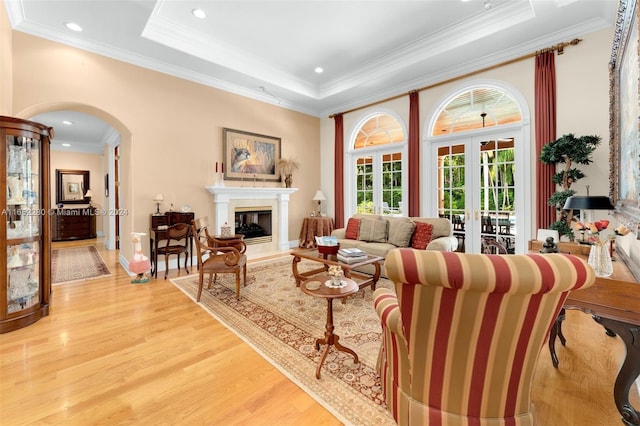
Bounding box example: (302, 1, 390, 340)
(374, 249, 595, 425)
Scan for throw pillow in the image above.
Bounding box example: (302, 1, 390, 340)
(358, 218, 388, 242)
(411, 222, 433, 250)
(388, 220, 416, 247)
(345, 218, 360, 239)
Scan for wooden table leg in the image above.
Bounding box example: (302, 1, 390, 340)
(371, 261, 381, 291)
(150, 237, 155, 276)
(153, 238, 159, 279)
(292, 255, 302, 286)
(291, 255, 329, 287)
(592, 316, 640, 426)
(314, 298, 359, 379)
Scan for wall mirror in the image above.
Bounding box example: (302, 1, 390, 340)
(56, 169, 90, 204)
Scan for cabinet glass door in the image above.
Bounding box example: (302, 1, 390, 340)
(7, 242, 40, 313)
(6, 134, 41, 313)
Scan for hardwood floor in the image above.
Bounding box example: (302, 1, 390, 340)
(1, 239, 638, 425)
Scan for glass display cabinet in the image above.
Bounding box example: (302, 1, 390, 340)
(1, 116, 53, 333)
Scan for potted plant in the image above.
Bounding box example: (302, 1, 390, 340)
(539, 133, 601, 240)
(276, 156, 300, 188)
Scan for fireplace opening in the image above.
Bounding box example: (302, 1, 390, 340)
(234, 207, 272, 245)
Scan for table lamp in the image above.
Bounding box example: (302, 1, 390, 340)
(563, 195, 614, 223)
(153, 193, 164, 214)
(563, 190, 615, 244)
(313, 190, 326, 216)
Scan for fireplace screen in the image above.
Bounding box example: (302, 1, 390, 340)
(234, 207, 272, 244)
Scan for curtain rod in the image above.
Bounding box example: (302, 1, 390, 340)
(328, 38, 582, 118)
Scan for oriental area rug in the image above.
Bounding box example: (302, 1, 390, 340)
(171, 257, 397, 426)
(51, 245, 112, 285)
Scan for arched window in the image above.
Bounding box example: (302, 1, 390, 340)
(349, 113, 407, 216)
(431, 87, 521, 136)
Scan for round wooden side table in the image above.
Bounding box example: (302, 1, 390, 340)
(300, 275, 359, 379)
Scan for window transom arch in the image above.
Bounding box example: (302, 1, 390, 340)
(431, 86, 522, 136)
(353, 112, 405, 150)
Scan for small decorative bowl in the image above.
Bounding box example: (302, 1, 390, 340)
(318, 244, 340, 255)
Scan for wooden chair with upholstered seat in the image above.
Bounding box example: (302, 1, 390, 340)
(191, 217, 247, 301)
(156, 222, 191, 279)
(375, 248, 595, 425)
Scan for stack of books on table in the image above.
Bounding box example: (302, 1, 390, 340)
(337, 247, 368, 264)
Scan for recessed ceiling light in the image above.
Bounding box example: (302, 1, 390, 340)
(192, 8, 206, 19)
(65, 22, 83, 32)
(62, 143, 71, 147)
(315, 67, 324, 74)
(62, 120, 73, 125)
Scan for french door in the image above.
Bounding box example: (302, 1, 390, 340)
(352, 147, 406, 216)
(427, 129, 527, 254)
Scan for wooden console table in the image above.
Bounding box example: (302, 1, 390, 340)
(149, 212, 195, 277)
(562, 277, 640, 426)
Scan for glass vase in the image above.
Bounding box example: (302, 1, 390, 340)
(587, 242, 613, 277)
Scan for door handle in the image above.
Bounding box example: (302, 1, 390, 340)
(474, 209, 479, 221)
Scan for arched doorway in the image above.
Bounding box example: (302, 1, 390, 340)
(424, 82, 531, 254)
(16, 103, 131, 253)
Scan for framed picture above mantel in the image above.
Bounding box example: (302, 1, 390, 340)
(609, 0, 640, 228)
(223, 128, 281, 182)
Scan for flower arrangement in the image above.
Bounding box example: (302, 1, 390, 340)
(327, 265, 343, 277)
(276, 156, 300, 187)
(574, 219, 609, 245)
(276, 156, 300, 177)
(326, 265, 344, 287)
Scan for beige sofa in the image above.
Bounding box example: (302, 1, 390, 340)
(330, 214, 458, 259)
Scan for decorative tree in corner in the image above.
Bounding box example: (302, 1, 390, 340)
(539, 133, 601, 239)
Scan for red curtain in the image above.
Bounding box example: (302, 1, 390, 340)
(535, 51, 557, 229)
(408, 91, 420, 217)
(333, 114, 345, 229)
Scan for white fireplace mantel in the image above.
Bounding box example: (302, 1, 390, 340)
(205, 186, 298, 251)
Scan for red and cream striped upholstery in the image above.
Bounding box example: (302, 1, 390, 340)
(375, 248, 595, 426)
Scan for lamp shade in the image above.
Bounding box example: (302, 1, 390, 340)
(563, 196, 615, 210)
(313, 190, 326, 201)
(153, 193, 164, 202)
